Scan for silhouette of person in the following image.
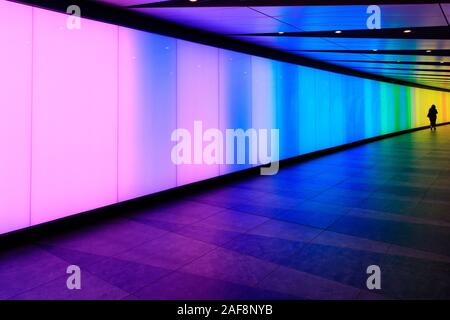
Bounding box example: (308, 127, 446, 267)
(427, 105, 438, 131)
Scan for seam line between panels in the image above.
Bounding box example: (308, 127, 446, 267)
(175, 39, 178, 187)
(218, 48, 221, 177)
(116, 26, 120, 203)
(29, 8, 34, 227)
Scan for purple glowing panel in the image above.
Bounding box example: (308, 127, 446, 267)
(118, 28, 177, 201)
(251, 57, 279, 167)
(0, 1, 32, 234)
(30, 8, 118, 225)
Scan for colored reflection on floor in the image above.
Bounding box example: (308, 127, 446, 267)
(1, 125, 450, 300)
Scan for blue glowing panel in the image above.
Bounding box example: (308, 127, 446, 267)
(219, 49, 253, 174)
(255, 5, 447, 31)
(314, 69, 331, 150)
(118, 28, 177, 202)
(328, 72, 346, 148)
(274, 61, 300, 160)
(298, 66, 317, 155)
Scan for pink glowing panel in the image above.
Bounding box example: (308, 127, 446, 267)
(0, 2, 32, 235)
(176, 40, 220, 186)
(118, 27, 177, 201)
(31, 8, 118, 225)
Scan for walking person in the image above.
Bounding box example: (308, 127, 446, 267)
(427, 105, 438, 131)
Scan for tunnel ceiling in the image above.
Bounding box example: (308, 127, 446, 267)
(98, 0, 450, 91)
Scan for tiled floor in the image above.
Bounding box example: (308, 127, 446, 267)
(1, 126, 450, 300)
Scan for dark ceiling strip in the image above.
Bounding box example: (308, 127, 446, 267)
(380, 77, 450, 81)
(375, 73, 450, 78)
(236, 26, 450, 39)
(290, 49, 450, 57)
(332, 60, 449, 66)
(362, 67, 450, 73)
(413, 78, 450, 80)
(128, 0, 444, 8)
(400, 78, 450, 82)
(8, 0, 450, 92)
(369, 72, 450, 78)
(391, 77, 450, 82)
(378, 77, 450, 82)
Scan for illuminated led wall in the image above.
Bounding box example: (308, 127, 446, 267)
(0, 2, 449, 235)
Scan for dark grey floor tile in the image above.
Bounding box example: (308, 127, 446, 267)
(10, 271, 128, 300)
(193, 209, 268, 233)
(84, 257, 173, 293)
(285, 243, 389, 290)
(38, 218, 168, 257)
(257, 266, 361, 300)
(115, 232, 217, 270)
(329, 215, 450, 256)
(175, 224, 243, 246)
(0, 245, 69, 299)
(247, 219, 322, 243)
(133, 271, 297, 300)
(180, 248, 279, 287)
(223, 233, 306, 264)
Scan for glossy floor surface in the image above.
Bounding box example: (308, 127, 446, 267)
(1, 125, 450, 300)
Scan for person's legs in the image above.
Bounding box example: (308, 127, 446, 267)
(431, 118, 437, 130)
